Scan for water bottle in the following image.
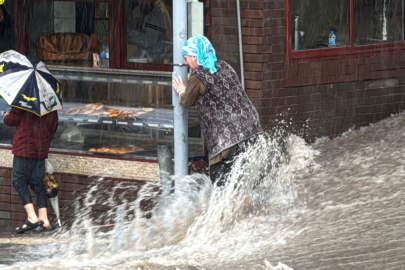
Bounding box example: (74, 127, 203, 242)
(328, 31, 336, 47)
(100, 45, 110, 68)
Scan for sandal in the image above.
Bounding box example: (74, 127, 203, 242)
(37, 224, 55, 233)
(16, 220, 44, 234)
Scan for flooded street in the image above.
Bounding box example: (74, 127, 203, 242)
(2, 112, 405, 269)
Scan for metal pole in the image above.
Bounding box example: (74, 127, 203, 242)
(294, 15, 299, 51)
(173, 0, 189, 178)
(402, 0, 404, 41)
(157, 145, 174, 195)
(236, 0, 245, 90)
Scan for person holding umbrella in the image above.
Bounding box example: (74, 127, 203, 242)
(172, 36, 263, 187)
(0, 50, 62, 233)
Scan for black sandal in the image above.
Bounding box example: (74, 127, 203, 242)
(15, 220, 44, 234)
(37, 224, 55, 233)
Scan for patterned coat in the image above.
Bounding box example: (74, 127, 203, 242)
(192, 60, 263, 159)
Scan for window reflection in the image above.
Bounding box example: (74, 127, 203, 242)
(28, 1, 108, 68)
(0, 2, 15, 53)
(355, 0, 404, 45)
(291, 0, 350, 51)
(125, 0, 173, 64)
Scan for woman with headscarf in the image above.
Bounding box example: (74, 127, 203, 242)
(0, 4, 15, 53)
(173, 35, 263, 187)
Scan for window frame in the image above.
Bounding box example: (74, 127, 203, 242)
(285, 0, 405, 63)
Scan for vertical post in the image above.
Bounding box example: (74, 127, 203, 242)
(294, 15, 299, 51)
(236, 0, 245, 89)
(172, 0, 189, 178)
(157, 145, 174, 196)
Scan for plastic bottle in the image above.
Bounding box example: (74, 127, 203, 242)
(100, 45, 110, 68)
(328, 31, 336, 47)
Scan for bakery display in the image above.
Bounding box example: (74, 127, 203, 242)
(89, 146, 145, 154)
(35, 33, 98, 62)
(62, 103, 150, 118)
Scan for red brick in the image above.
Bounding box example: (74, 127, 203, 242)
(58, 191, 76, 201)
(242, 36, 264, 45)
(244, 62, 263, 72)
(0, 169, 11, 178)
(246, 90, 263, 98)
(0, 186, 11, 194)
(11, 212, 26, 221)
(244, 53, 269, 62)
(0, 194, 10, 203)
(244, 71, 263, 80)
(61, 174, 79, 183)
(268, 9, 285, 18)
(10, 195, 21, 204)
(249, 2, 264, 10)
(0, 202, 10, 211)
(79, 177, 95, 185)
(243, 44, 265, 53)
(245, 80, 262, 89)
(60, 183, 81, 192)
(242, 27, 264, 36)
(241, 10, 263, 19)
(0, 177, 11, 186)
(10, 203, 25, 213)
(242, 18, 263, 28)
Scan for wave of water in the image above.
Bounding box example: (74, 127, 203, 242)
(11, 108, 405, 269)
(1, 124, 320, 269)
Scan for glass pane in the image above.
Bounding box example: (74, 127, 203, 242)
(291, 0, 350, 51)
(125, 0, 173, 64)
(0, 1, 15, 53)
(28, 1, 109, 68)
(355, 0, 404, 45)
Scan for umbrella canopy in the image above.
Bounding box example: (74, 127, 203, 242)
(0, 50, 62, 116)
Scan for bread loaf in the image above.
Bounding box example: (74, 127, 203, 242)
(88, 34, 98, 52)
(59, 36, 66, 53)
(50, 35, 59, 52)
(65, 34, 74, 53)
(43, 39, 58, 53)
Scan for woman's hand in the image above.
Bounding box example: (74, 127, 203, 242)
(173, 76, 186, 96)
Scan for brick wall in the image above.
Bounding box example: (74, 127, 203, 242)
(211, 0, 405, 141)
(0, 167, 146, 231)
(0, 160, 207, 230)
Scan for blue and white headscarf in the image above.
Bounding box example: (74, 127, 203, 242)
(182, 35, 218, 74)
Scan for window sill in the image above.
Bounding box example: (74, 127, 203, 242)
(287, 42, 405, 63)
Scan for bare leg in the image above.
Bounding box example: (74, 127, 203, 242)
(15, 203, 40, 231)
(38, 208, 50, 228)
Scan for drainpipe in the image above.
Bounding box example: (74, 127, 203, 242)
(172, 0, 189, 179)
(236, 0, 245, 89)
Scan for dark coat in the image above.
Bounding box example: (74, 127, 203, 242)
(3, 108, 58, 159)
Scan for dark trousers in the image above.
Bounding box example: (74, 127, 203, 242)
(209, 135, 258, 187)
(12, 156, 47, 209)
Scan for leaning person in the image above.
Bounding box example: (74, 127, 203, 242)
(172, 35, 263, 187)
(3, 108, 58, 233)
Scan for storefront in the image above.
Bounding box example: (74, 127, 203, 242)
(0, 0, 209, 182)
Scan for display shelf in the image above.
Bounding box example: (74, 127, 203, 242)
(48, 66, 172, 85)
(58, 104, 199, 129)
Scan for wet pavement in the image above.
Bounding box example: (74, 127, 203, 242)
(1, 113, 405, 269)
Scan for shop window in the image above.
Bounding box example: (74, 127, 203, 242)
(0, 0, 204, 161)
(288, 0, 405, 60)
(125, 0, 173, 65)
(27, 0, 109, 68)
(291, 0, 350, 51)
(355, 0, 404, 45)
(0, 1, 15, 53)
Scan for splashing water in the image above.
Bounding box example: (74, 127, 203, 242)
(1, 125, 318, 269)
(4, 113, 405, 268)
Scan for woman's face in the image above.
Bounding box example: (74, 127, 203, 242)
(183, 55, 198, 71)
